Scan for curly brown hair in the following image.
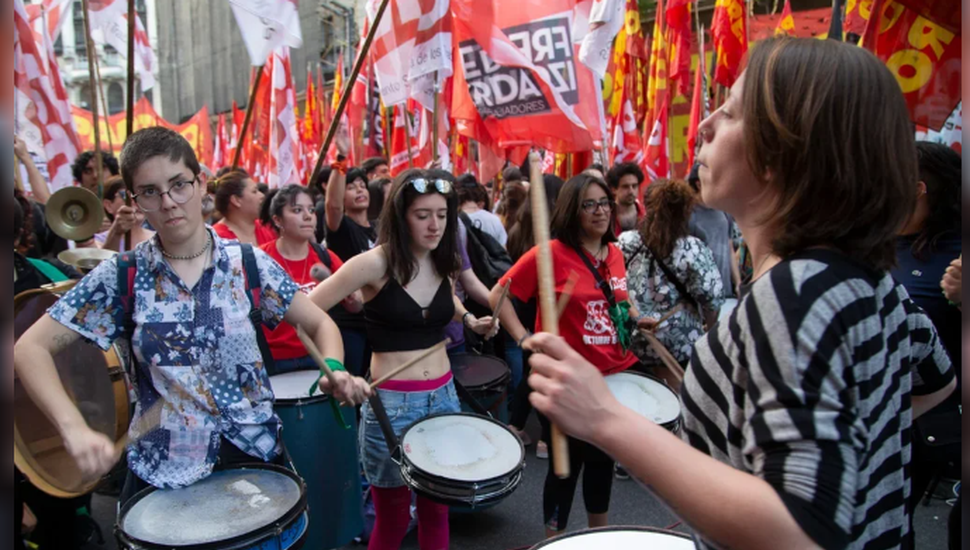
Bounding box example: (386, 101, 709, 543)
(638, 179, 695, 259)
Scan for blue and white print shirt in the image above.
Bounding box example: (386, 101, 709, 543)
(48, 228, 298, 489)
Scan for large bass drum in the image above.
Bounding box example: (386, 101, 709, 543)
(13, 281, 131, 497)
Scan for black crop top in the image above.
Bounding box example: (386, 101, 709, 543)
(364, 276, 455, 352)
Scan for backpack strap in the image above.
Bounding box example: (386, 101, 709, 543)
(26, 257, 70, 283)
(116, 251, 138, 339)
(239, 243, 277, 373)
(308, 242, 332, 269)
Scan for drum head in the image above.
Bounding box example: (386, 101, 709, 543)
(605, 372, 681, 426)
(13, 283, 127, 498)
(401, 413, 523, 482)
(449, 353, 510, 389)
(269, 370, 327, 402)
(531, 526, 695, 549)
(120, 467, 304, 547)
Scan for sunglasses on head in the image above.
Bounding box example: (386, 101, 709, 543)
(408, 177, 452, 195)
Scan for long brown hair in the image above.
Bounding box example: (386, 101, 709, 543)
(378, 169, 462, 284)
(639, 179, 695, 259)
(742, 37, 915, 271)
(550, 173, 616, 249)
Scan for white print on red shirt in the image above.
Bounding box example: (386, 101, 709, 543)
(583, 300, 618, 345)
(297, 281, 318, 296)
(609, 276, 627, 292)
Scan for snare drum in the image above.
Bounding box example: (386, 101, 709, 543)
(605, 371, 682, 433)
(116, 464, 308, 550)
(398, 413, 525, 509)
(530, 526, 695, 549)
(450, 353, 511, 423)
(270, 370, 363, 550)
(13, 281, 131, 498)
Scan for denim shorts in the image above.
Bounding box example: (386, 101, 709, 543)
(359, 380, 461, 488)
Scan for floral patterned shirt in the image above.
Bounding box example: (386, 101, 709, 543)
(618, 231, 724, 365)
(48, 228, 298, 489)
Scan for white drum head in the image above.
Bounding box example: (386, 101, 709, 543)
(539, 529, 695, 549)
(270, 370, 324, 401)
(605, 372, 681, 425)
(122, 469, 302, 546)
(402, 415, 523, 482)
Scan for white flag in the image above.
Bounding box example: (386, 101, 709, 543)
(576, 0, 625, 78)
(229, 0, 303, 67)
(86, 0, 158, 91)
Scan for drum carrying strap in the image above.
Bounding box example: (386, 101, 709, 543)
(452, 377, 491, 418)
(367, 394, 401, 459)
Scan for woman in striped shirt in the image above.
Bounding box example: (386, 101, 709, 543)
(526, 37, 956, 550)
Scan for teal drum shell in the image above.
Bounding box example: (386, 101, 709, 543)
(271, 371, 363, 550)
(450, 353, 511, 424)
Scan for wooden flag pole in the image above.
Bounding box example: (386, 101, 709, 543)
(528, 151, 570, 479)
(403, 108, 415, 169)
(431, 72, 440, 164)
(80, 0, 104, 199)
(123, 0, 136, 252)
(93, 56, 114, 155)
(231, 65, 264, 171)
(312, 0, 391, 179)
(383, 105, 392, 160)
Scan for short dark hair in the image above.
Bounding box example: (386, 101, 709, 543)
(216, 165, 248, 179)
(550, 174, 617, 248)
(361, 157, 388, 178)
(458, 184, 490, 207)
(743, 37, 915, 272)
(120, 127, 201, 191)
(588, 163, 605, 174)
(346, 167, 367, 187)
(103, 176, 127, 202)
(606, 162, 644, 189)
(310, 166, 332, 194)
(206, 170, 249, 215)
(502, 167, 523, 183)
(457, 173, 479, 188)
(72, 150, 119, 183)
(910, 141, 961, 259)
(262, 184, 314, 232)
(378, 168, 461, 284)
(507, 174, 565, 261)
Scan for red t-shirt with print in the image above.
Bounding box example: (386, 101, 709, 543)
(213, 219, 278, 247)
(499, 239, 637, 375)
(260, 240, 344, 360)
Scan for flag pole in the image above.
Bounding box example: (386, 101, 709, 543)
(80, 0, 104, 199)
(231, 65, 264, 171)
(403, 107, 415, 169)
(313, 0, 391, 179)
(93, 55, 114, 153)
(123, 0, 136, 251)
(432, 72, 440, 164)
(383, 105, 392, 160)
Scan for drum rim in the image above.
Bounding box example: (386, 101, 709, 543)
(606, 370, 682, 427)
(399, 412, 526, 486)
(530, 525, 693, 548)
(116, 463, 308, 550)
(269, 371, 334, 404)
(402, 465, 523, 508)
(13, 282, 131, 498)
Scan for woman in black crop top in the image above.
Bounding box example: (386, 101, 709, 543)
(310, 169, 499, 550)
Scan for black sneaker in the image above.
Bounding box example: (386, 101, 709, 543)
(615, 464, 630, 480)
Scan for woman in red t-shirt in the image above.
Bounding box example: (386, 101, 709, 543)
(208, 169, 277, 246)
(259, 184, 362, 374)
(490, 172, 644, 539)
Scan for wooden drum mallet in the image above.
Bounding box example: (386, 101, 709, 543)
(529, 152, 570, 479)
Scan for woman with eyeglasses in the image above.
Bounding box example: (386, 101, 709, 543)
(309, 169, 499, 550)
(489, 172, 642, 539)
(208, 169, 277, 246)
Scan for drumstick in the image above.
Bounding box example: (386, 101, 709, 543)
(367, 338, 451, 391)
(639, 329, 685, 383)
(555, 270, 580, 318)
(296, 325, 341, 389)
(652, 303, 684, 331)
(489, 279, 511, 330)
(529, 151, 570, 479)
(114, 398, 165, 454)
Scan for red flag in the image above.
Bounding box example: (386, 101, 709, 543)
(711, 0, 747, 88)
(15, 0, 80, 192)
(686, 49, 707, 169)
(389, 104, 420, 176)
(450, 0, 604, 155)
(666, 0, 692, 97)
(846, 0, 875, 36)
(268, 47, 303, 187)
(775, 0, 796, 36)
(646, 0, 669, 126)
(642, 96, 670, 184)
(453, 134, 471, 176)
(214, 113, 228, 169)
(863, 0, 960, 130)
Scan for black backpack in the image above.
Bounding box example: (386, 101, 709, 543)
(459, 212, 512, 288)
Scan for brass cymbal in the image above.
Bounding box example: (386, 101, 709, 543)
(46, 187, 105, 242)
(57, 248, 117, 272)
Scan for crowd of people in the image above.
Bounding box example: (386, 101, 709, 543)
(12, 37, 963, 550)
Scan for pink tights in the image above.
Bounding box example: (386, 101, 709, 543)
(368, 485, 449, 550)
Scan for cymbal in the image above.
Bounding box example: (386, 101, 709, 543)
(57, 248, 117, 272)
(46, 187, 105, 242)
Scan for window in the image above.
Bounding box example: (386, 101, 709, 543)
(108, 82, 124, 114)
(73, 0, 86, 58)
(78, 84, 92, 110)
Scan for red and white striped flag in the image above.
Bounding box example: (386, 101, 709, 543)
(213, 113, 228, 169)
(641, 96, 670, 182)
(15, 0, 81, 192)
(86, 0, 157, 91)
(267, 47, 303, 188)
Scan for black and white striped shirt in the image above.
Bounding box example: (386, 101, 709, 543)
(682, 250, 953, 550)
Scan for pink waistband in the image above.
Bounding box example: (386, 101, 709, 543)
(379, 371, 453, 392)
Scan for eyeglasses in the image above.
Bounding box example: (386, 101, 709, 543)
(132, 177, 197, 212)
(581, 198, 613, 214)
(409, 178, 453, 195)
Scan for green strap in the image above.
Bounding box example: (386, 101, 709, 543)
(26, 257, 70, 283)
(307, 358, 351, 430)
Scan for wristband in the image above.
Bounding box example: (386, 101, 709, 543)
(332, 160, 347, 175)
(517, 331, 532, 347)
(306, 358, 351, 430)
(462, 311, 474, 327)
